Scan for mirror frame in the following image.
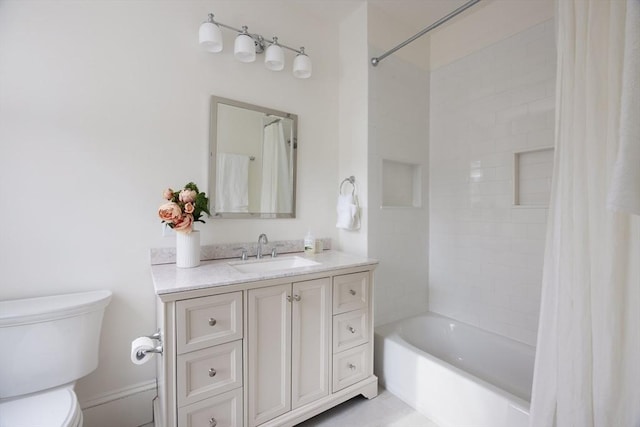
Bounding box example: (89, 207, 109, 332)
(209, 95, 298, 219)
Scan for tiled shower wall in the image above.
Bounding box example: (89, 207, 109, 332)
(429, 20, 556, 345)
(369, 48, 430, 327)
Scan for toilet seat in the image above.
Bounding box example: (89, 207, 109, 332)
(0, 387, 82, 427)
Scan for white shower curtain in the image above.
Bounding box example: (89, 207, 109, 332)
(530, 1, 640, 426)
(260, 121, 292, 214)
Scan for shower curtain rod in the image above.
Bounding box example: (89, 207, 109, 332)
(264, 118, 281, 127)
(371, 0, 481, 67)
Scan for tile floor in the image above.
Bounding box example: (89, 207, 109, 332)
(295, 388, 438, 427)
(141, 388, 438, 427)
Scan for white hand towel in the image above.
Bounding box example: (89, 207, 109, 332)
(607, 0, 640, 215)
(336, 193, 360, 230)
(216, 153, 249, 213)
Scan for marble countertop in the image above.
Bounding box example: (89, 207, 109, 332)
(151, 250, 378, 296)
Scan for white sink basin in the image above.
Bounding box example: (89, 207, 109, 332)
(229, 256, 321, 274)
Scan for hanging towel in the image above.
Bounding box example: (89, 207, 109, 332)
(336, 181, 360, 230)
(607, 0, 640, 215)
(216, 153, 249, 213)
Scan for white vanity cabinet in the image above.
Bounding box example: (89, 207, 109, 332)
(152, 254, 377, 427)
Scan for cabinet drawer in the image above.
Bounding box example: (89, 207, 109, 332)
(177, 292, 243, 354)
(178, 388, 243, 427)
(177, 340, 243, 407)
(332, 344, 370, 393)
(332, 272, 369, 314)
(333, 309, 368, 353)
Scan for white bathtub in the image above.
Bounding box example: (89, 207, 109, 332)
(374, 312, 535, 427)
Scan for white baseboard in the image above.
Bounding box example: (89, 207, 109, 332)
(81, 380, 157, 427)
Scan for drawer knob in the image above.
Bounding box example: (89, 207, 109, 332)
(293, 294, 301, 302)
(208, 318, 217, 327)
(209, 417, 217, 427)
(348, 326, 356, 334)
(348, 363, 356, 370)
(208, 368, 217, 377)
(349, 289, 356, 296)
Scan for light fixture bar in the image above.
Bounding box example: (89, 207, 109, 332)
(207, 14, 306, 55)
(200, 13, 311, 78)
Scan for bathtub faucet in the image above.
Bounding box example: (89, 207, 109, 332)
(256, 233, 269, 259)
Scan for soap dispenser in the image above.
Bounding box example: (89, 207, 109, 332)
(304, 231, 316, 255)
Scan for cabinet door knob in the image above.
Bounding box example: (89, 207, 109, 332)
(348, 363, 356, 370)
(208, 318, 217, 327)
(349, 289, 356, 296)
(208, 368, 217, 377)
(209, 417, 217, 427)
(293, 294, 301, 302)
(348, 326, 356, 334)
(286, 295, 292, 302)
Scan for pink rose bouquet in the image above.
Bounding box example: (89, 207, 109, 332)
(158, 182, 210, 233)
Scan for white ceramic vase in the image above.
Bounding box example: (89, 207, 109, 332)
(176, 230, 200, 268)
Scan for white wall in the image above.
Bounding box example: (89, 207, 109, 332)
(367, 52, 430, 326)
(367, 2, 430, 70)
(0, 0, 341, 421)
(367, 5, 430, 326)
(337, 3, 369, 256)
(429, 19, 556, 345)
(337, 4, 431, 328)
(430, 0, 554, 70)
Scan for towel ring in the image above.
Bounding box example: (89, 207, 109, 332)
(340, 176, 356, 196)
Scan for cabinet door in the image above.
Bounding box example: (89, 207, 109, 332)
(248, 284, 291, 427)
(291, 278, 331, 409)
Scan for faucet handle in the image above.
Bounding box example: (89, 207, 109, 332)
(233, 247, 248, 261)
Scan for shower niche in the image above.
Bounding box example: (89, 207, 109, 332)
(513, 147, 554, 207)
(381, 159, 422, 208)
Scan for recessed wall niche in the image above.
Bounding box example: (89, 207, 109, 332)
(513, 147, 554, 207)
(381, 159, 422, 208)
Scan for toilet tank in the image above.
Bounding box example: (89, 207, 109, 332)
(0, 290, 112, 399)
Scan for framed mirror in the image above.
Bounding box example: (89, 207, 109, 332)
(209, 96, 297, 218)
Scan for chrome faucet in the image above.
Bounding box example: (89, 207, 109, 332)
(256, 234, 269, 259)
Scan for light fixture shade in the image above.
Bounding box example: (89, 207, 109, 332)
(234, 34, 256, 63)
(293, 53, 312, 79)
(265, 44, 285, 71)
(199, 22, 223, 53)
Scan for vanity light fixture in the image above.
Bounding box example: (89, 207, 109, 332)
(293, 47, 312, 79)
(199, 16, 223, 53)
(234, 26, 256, 63)
(198, 13, 312, 79)
(264, 37, 285, 71)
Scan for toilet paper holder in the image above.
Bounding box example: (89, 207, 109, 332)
(145, 330, 162, 341)
(136, 330, 163, 360)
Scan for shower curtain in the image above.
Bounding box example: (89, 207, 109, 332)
(260, 121, 292, 214)
(530, 1, 640, 426)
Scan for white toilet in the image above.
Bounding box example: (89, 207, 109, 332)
(0, 290, 112, 427)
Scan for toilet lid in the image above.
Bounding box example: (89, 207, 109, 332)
(0, 387, 82, 427)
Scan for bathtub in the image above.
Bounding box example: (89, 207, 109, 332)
(374, 312, 535, 427)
